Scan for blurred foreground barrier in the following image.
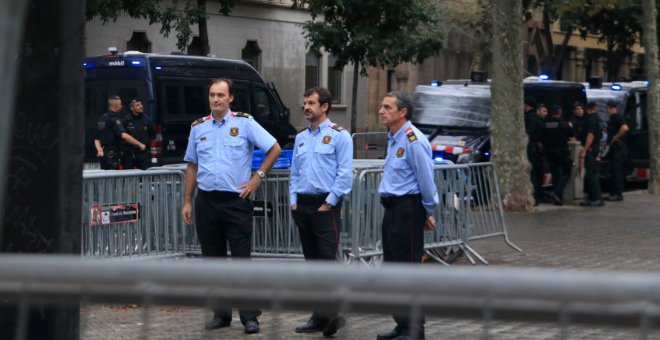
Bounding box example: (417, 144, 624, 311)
(1, 255, 660, 338)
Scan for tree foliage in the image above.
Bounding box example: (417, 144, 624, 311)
(86, 0, 237, 54)
(524, 0, 645, 81)
(292, 0, 445, 132)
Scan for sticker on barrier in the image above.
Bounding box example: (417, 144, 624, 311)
(89, 203, 140, 226)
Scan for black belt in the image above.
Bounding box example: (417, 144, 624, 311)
(297, 193, 329, 205)
(380, 194, 421, 207)
(198, 189, 240, 201)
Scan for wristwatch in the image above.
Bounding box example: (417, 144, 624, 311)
(256, 170, 266, 179)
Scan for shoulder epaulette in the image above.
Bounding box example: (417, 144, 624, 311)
(191, 115, 210, 127)
(330, 123, 345, 132)
(232, 111, 251, 118)
(405, 126, 418, 142)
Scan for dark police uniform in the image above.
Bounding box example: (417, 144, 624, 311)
(607, 113, 629, 197)
(289, 118, 353, 328)
(525, 108, 544, 203)
(183, 110, 276, 326)
(95, 111, 125, 170)
(123, 113, 155, 170)
(581, 112, 603, 202)
(540, 116, 574, 204)
(378, 121, 439, 336)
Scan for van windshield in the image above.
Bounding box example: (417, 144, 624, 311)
(413, 85, 491, 129)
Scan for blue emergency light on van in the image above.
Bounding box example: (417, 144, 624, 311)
(252, 149, 293, 170)
(611, 83, 622, 91)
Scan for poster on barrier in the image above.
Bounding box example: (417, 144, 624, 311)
(89, 203, 140, 226)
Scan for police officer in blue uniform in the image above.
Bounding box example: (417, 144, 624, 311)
(122, 98, 155, 170)
(290, 87, 353, 337)
(181, 78, 281, 334)
(376, 91, 439, 340)
(94, 95, 146, 169)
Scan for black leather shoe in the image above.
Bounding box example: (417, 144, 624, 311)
(377, 327, 401, 340)
(549, 192, 563, 206)
(205, 316, 231, 330)
(579, 200, 604, 207)
(244, 320, 260, 334)
(322, 315, 345, 337)
(394, 335, 425, 340)
(604, 195, 623, 201)
(295, 319, 323, 333)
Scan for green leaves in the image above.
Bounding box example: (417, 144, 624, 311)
(295, 0, 446, 75)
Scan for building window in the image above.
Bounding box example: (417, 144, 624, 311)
(327, 54, 342, 103)
(126, 32, 151, 53)
(305, 50, 321, 90)
(187, 36, 202, 56)
(387, 70, 397, 93)
(242, 41, 262, 71)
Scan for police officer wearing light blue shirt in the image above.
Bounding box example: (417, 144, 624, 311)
(181, 78, 281, 335)
(290, 87, 352, 337)
(376, 91, 439, 340)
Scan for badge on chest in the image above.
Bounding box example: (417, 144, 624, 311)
(230, 127, 239, 137)
(396, 147, 405, 158)
(322, 135, 332, 144)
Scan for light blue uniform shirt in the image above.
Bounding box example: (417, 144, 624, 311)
(184, 110, 277, 192)
(378, 120, 439, 216)
(289, 118, 353, 206)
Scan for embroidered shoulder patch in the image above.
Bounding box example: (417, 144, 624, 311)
(191, 116, 208, 127)
(233, 111, 251, 118)
(330, 123, 345, 132)
(406, 131, 418, 142)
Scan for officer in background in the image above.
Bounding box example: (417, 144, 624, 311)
(524, 97, 544, 205)
(94, 95, 146, 169)
(181, 78, 281, 334)
(569, 101, 585, 138)
(540, 104, 575, 205)
(376, 91, 439, 340)
(290, 87, 352, 337)
(604, 100, 629, 201)
(579, 102, 604, 207)
(122, 98, 155, 170)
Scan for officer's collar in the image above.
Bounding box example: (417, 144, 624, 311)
(308, 117, 331, 133)
(389, 120, 413, 140)
(211, 109, 231, 125)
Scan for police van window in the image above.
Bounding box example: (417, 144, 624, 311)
(230, 83, 250, 114)
(157, 78, 251, 119)
(624, 94, 638, 129)
(253, 86, 276, 122)
(639, 92, 648, 131)
(85, 86, 102, 126)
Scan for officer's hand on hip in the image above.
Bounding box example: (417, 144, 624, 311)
(182, 202, 193, 225)
(425, 215, 436, 231)
(238, 175, 262, 199)
(317, 203, 332, 212)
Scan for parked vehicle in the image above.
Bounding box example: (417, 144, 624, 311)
(585, 81, 650, 183)
(412, 77, 587, 164)
(84, 51, 296, 167)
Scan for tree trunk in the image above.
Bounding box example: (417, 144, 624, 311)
(197, 0, 210, 56)
(350, 62, 359, 133)
(491, 0, 533, 212)
(642, 0, 660, 194)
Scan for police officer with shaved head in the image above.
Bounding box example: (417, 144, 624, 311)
(94, 95, 146, 169)
(376, 91, 439, 340)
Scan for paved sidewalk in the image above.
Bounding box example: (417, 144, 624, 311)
(81, 190, 660, 339)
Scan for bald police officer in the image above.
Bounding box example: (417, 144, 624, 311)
(290, 87, 352, 337)
(94, 95, 146, 169)
(181, 78, 281, 334)
(376, 91, 439, 340)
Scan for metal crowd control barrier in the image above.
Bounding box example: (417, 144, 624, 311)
(352, 132, 388, 159)
(82, 161, 520, 265)
(82, 169, 190, 258)
(464, 163, 523, 254)
(2, 256, 660, 339)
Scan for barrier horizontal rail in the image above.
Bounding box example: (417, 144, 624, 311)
(1, 255, 660, 334)
(82, 169, 191, 258)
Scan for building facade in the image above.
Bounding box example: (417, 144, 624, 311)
(85, 0, 367, 131)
